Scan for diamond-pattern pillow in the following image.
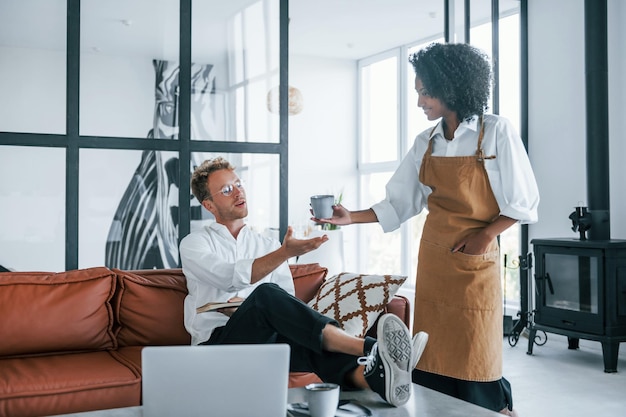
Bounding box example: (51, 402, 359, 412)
(308, 272, 407, 337)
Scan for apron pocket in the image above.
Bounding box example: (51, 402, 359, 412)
(416, 240, 500, 311)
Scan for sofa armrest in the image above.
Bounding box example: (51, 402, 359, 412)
(385, 294, 411, 326)
(289, 263, 328, 303)
(365, 294, 411, 338)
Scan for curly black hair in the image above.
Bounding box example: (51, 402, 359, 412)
(408, 43, 492, 123)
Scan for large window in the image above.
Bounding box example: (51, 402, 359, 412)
(0, 0, 287, 272)
(357, 1, 524, 311)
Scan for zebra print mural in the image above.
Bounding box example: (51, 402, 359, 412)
(105, 60, 216, 269)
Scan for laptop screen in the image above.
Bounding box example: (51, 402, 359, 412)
(142, 344, 290, 417)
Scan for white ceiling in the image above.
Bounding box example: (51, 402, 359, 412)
(289, 0, 445, 60)
(0, 0, 519, 61)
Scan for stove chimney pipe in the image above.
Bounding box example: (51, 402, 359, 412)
(584, 0, 610, 240)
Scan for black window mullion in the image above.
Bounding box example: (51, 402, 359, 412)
(65, 0, 80, 271)
(279, 0, 289, 242)
(465, 0, 470, 43)
(444, 0, 450, 43)
(189, 141, 282, 155)
(177, 0, 192, 260)
(491, 0, 499, 114)
(519, 0, 531, 329)
(0, 132, 67, 147)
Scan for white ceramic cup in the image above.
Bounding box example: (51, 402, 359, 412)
(305, 383, 340, 417)
(310, 195, 334, 219)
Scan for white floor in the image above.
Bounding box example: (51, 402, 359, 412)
(502, 331, 626, 417)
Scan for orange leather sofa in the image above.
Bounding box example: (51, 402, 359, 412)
(0, 264, 410, 417)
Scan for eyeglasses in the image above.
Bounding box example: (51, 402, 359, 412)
(207, 180, 245, 199)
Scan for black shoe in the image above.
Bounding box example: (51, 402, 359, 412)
(359, 314, 412, 406)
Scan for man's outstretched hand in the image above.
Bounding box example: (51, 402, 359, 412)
(281, 226, 328, 259)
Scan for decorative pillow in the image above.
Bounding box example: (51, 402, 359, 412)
(308, 272, 407, 337)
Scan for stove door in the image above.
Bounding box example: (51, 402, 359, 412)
(535, 247, 604, 335)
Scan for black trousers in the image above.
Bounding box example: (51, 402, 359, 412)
(202, 283, 370, 386)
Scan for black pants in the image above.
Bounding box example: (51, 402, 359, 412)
(412, 369, 514, 412)
(202, 283, 371, 386)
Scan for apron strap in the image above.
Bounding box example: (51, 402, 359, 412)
(425, 124, 438, 156)
(475, 115, 496, 162)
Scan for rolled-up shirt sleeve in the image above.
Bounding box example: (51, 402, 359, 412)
(372, 135, 431, 233)
(484, 117, 540, 224)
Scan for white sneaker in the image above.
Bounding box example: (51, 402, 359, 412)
(358, 314, 412, 407)
(410, 331, 429, 369)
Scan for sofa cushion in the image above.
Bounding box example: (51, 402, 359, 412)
(308, 272, 407, 337)
(0, 267, 116, 356)
(113, 269, 191, 346)
(0, 351, 140, 417)
(289, 263, 328, 303)
(114, 346, 143, 374)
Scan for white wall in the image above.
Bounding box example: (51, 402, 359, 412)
(527, 0, 626, 241)
(288, 54, 359, 272)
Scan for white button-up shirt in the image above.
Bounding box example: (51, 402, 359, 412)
(180, 222, 295, 345)
(372, 114, 540, 232)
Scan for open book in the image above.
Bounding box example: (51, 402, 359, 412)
(196, 300, 244, 313)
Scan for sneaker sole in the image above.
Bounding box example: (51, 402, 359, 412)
(377, 314, 412, 406)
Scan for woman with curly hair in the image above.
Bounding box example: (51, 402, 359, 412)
(315, 43, 539, 415)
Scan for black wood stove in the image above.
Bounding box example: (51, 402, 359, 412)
(528, 238, 626, 372)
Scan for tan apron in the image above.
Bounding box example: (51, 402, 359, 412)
(413, 117, 502, 382)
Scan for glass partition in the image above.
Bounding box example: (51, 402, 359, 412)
(192, 0, 280, 142)
(78, 0, 280, 143)
(0, 146, 65, 271)
(79, 149, 180, 269)
(80, 0, 179, 139)
(79, 149, 279, 269)
(0, 0, 66, 135)
(0, 0, 288, 271)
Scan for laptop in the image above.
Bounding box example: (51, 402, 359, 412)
(142, 344, 290, 417)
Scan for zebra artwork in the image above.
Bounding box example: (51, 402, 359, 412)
(105, 60, 216, 269)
